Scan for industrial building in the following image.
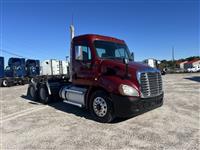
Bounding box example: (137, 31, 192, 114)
(178, 59, 200, 70)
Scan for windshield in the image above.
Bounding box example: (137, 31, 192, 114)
(94, 40, 132, 60)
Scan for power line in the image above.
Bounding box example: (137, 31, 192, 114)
(0, 48, 28, 58)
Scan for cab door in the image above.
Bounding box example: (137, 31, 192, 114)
(72, 43, 95, 85)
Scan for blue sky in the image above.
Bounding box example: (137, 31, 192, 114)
(0, 0, 199, 64)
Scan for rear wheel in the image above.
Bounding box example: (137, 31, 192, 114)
(39, 84, 51, 104)
(90, 90, 115, 123)
(2, 79, 9, 87)
(27, 84, 38, 101)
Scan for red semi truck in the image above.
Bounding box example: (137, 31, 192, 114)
(28, 29, 163, 123)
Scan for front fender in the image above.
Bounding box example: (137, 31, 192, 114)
(96, 75, 139, 95)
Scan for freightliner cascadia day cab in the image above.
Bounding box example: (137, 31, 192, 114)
(27, 27, 164, 123)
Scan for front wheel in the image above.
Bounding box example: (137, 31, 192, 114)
(90, 90, 115, 123)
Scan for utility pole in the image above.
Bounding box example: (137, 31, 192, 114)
(172, 46, 175, 69)
(172, 46, 174, 62)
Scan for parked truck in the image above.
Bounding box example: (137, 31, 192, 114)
(0, 57, 29, 87)
(26, 59, 40, 78)
(0, 57, 4, 80)
(0, 57, 69, 87)
(27, 26, 164, 123)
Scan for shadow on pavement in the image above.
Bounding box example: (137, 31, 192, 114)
(21, 94, 159, 123)
(184, 76, 200, 83)
(21, 95, 40, 105)
(21, 94, 93, 120)
(21, 94, 129, 123)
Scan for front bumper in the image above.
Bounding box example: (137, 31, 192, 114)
(111, 93, 164, 118)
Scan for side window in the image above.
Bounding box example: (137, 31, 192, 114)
(75, 45, 91, 61)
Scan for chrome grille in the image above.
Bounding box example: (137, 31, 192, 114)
(139, 72, 163, 98)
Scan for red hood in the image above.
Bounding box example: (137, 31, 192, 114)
(98, 59, 160, 93)
(128, 61, 153, 72)
(100, 59, 156, 73)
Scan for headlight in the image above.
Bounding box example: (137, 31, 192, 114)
(119, 84, 139, 97)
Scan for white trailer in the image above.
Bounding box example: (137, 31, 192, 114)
(59, 60, 69, 75)
(143, 58, 160, 68)
(40, 59, 69, 76)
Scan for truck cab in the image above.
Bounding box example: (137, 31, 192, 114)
(0, 57, 4, 78)
(5, 57, 26, 78)
(0, 57, 28, 87)
(28, 34, 164, 123)
(26, 59, 40, 77)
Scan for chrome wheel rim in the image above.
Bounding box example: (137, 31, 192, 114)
(3, 80, 8, 86)
(93, 97, 107, 117)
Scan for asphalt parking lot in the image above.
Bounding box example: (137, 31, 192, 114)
(0, 73, 199, 149)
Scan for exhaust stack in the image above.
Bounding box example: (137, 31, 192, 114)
(69, 25, 75, 82)
(70, 25, 75, 41)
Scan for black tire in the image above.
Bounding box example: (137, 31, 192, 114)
(89, 90, 115, 123)
(21, 79, 27, 85)
(39, 84, 51, 104)
(27, 84, 38, 101)
(18, 79, 24, 85)
(2, 79, 9, 87)
(161, 71, 166, 75)
(22, 80, 25, 85)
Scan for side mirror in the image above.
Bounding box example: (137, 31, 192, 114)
(5, 66, 11, 71)
(130, 52, 134, 61)
(123, 58, 129, 79)
(123, 58, 129, 64)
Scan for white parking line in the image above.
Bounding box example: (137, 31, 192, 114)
(0, 105, 48, 123)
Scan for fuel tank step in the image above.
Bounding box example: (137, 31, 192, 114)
(59, 85, 87, 106)
(63, 100, 83, 107)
